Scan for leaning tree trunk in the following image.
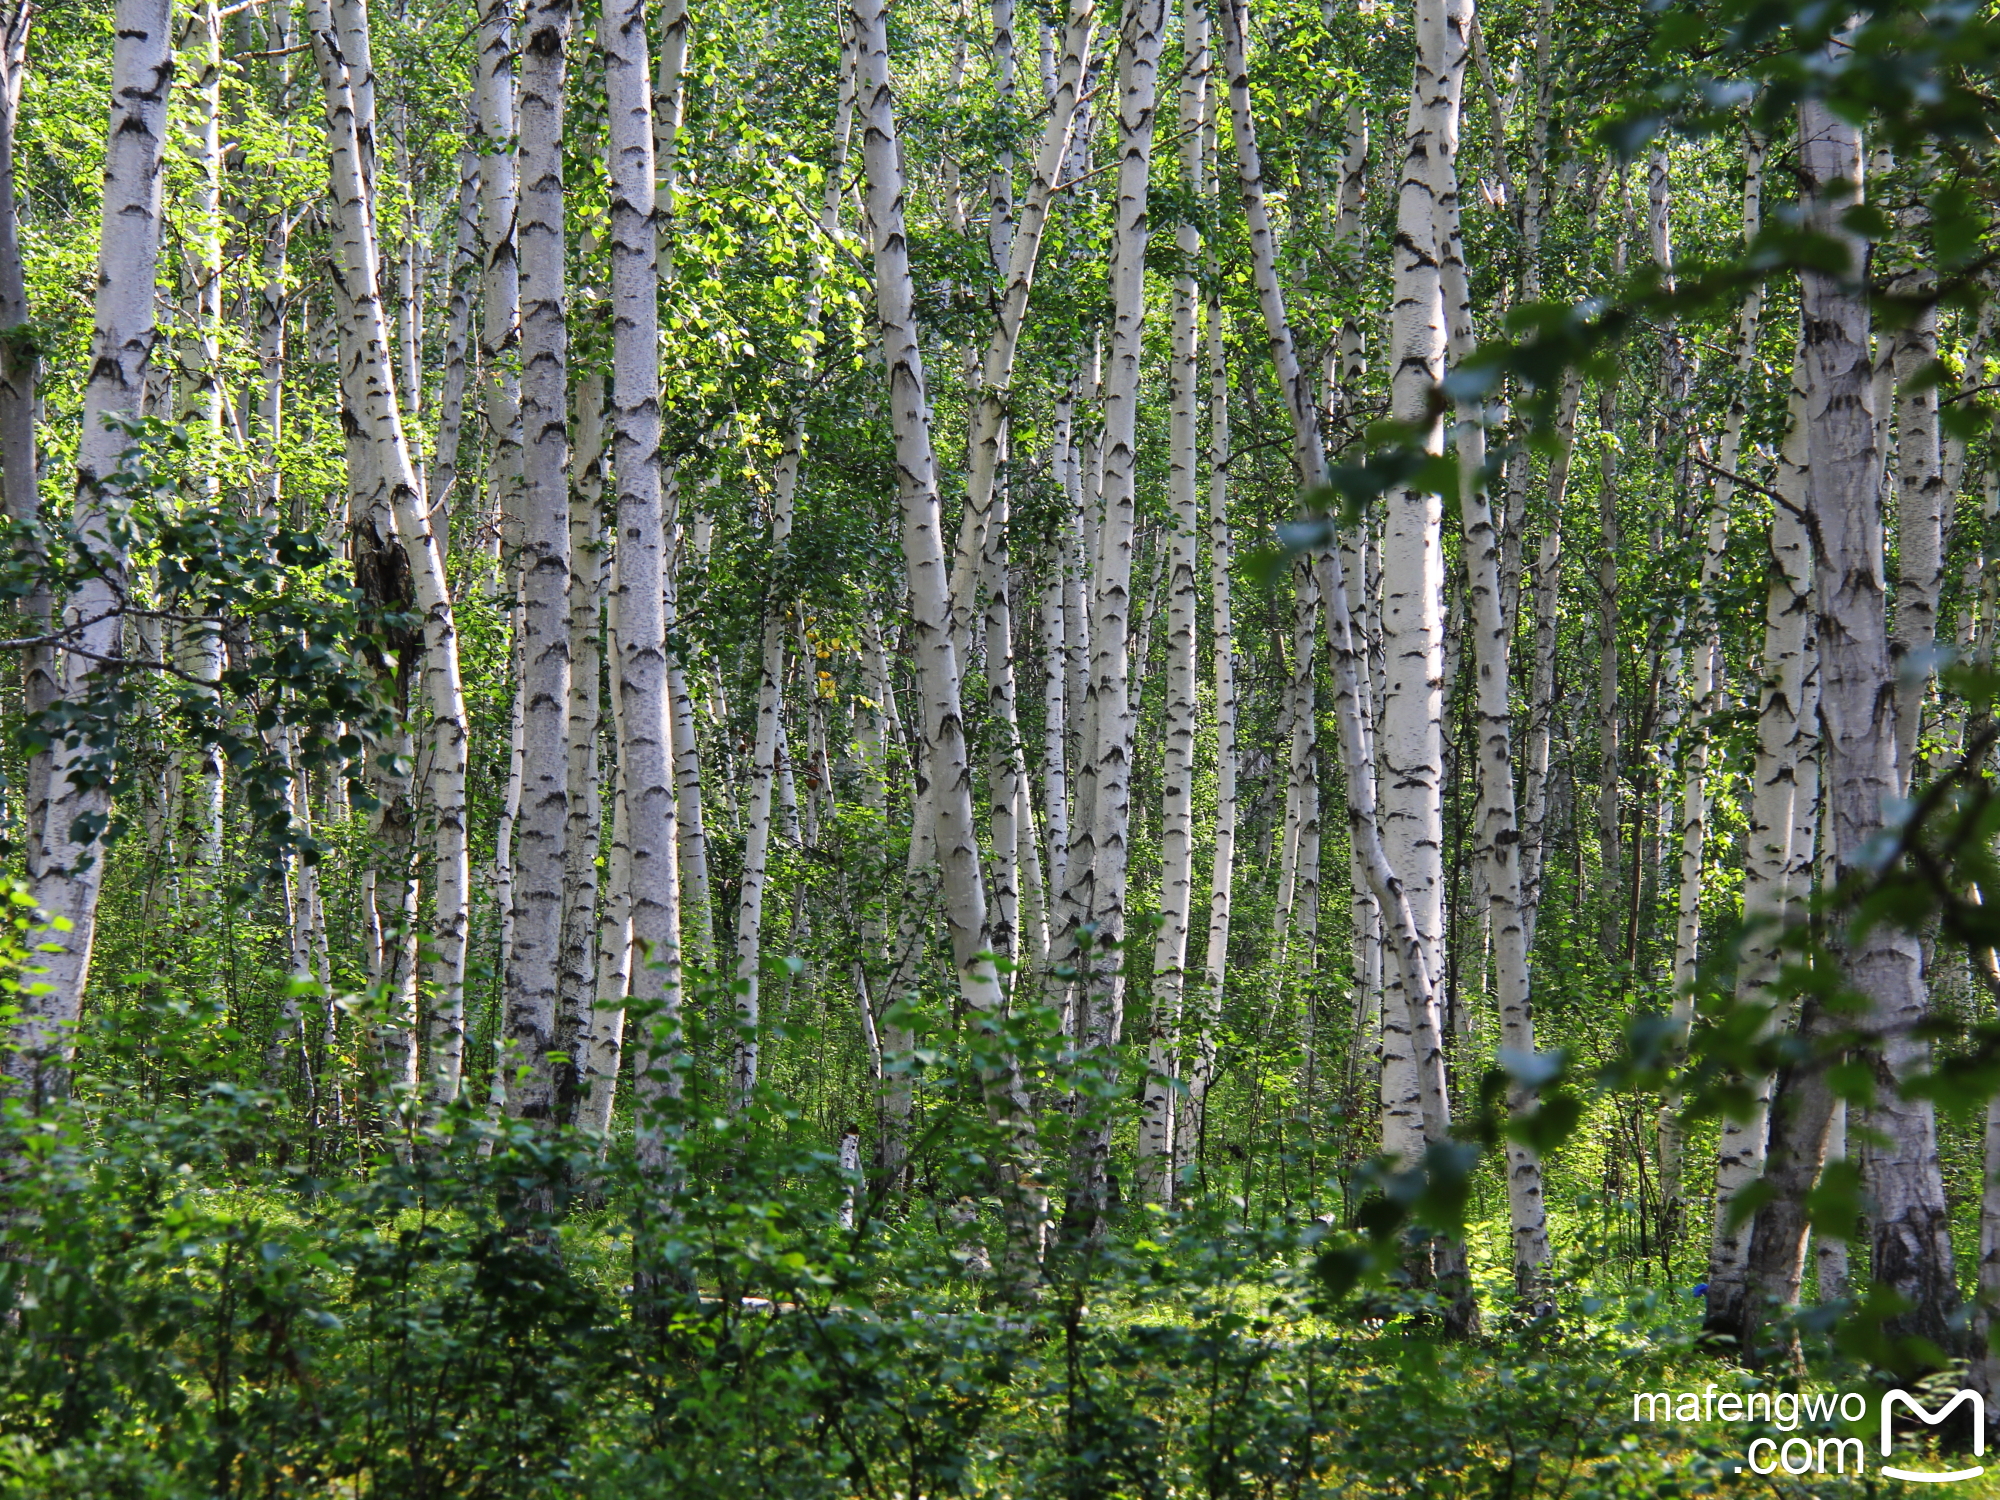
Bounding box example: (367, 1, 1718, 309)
(1219, 0, 1471, 1329)
(942, 0, 1096, 649)
(309, 0, 473, 1115)
(16, 0, 171, 1108)
(1797, 86, 1959, 1355)
(851, 0, 1049, 1293)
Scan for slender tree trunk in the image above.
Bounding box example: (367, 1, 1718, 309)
(732, 428, 795, 1105)
(1662, 135, 1764, 1237)
(1436, 128, 1551, 1299)
(0, 2, 45, 864)
(652, 9, 709, 976)
(1377, 0, 1466, 1171)
(557, 358, 606, 1124)
(1705, 345, 1818, 1340)
(1889, 246, 1944, 795)
(1517, 368, 1582, 952)
(499, 0, 573, 1124)
(606, 0, 685, 1178)
(1798, 86, 1958, 1353)
(851, 0, 1049, 1290)
(1183, 262, 1235, 1178)
(309, 0, 473, 1116)
(944, 0, 1095, 649)
(15, 0, 169, 1107)
(1138, 0, 1208, 1205)
(1061, 0, 1165, 1239)
(581, 565, 633, 1138)
(431, 147, 481, 536)
(475, 0, 523, 565)
(983, 452, 1027, 973)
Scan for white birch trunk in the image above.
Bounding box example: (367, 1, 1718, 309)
(1662, 136, 1764, 1230)
(731, 429, 795, 1106)
(851, 0, 1048, 1288)
(1798, 87, 1957, 1347)
(606, 0, 685, 1175)
(1063, 0, 1165, 1238)
(1517, 368, 1583, 952)
(1137, 0, 1208, 1207)
(1176, 274, 1224, 1184)
(1889, 249, 1944, 794)
(475, 0, 523, 565)
(1377, 0, 1466, 1163)
(430, 147, 481, 536)
(308, 0, 473, 1115)
(581, 561, 633, 1138)
(1704, 352, 1817, 1333)
(558, 360, 607, 1121)
(174, 0, 226, 874)
(1435, 121, 1551, 1295)
(944, 0, 1096, 649)
(500, 0, 573, 1124)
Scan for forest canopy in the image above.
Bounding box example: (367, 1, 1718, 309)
(0, 0, 1997, 1493)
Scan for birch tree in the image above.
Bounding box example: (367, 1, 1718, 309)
(1137, 0, 1207, 1205)
(604, 0, 684, 1163)
(1796, 81, 1957, 1349)
(851, 0, 1048, 1287)
(15, 0, 172, 1107)
(501, 0, 573, 1124)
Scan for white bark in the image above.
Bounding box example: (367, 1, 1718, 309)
(1889, 238, 1944, 794)
(501, 0, 573, 1124)
(1189, 266, 1235, 1168)
(1705, 348, 1817, 1333)
(308, 0, 473, 1115)
(430, 147, 481, 536)
(558, 358, 607, 1121)
(1663, 136, 1764, 1225)
(944, 0, 1096, 650)
(581, 561, 633, 1138)
(1799, 88, 1956, 1346)
(1063, 0, 1165, 1237)
(606, 0, 685, 1168)
(175, 0, 226, 873)
(851, 0, 1048, 1288)
(1436, 119, 1551, 1293)
(732, 427, 796, 1106)
(1377, 0, 1466, 1162)
(1138, 0, 1208, 1207)
(475, 0, 523, 564)
(1517, 368, 1583, 952)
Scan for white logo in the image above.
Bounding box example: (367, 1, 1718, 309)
(1881, 1389, 1985, 1483)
